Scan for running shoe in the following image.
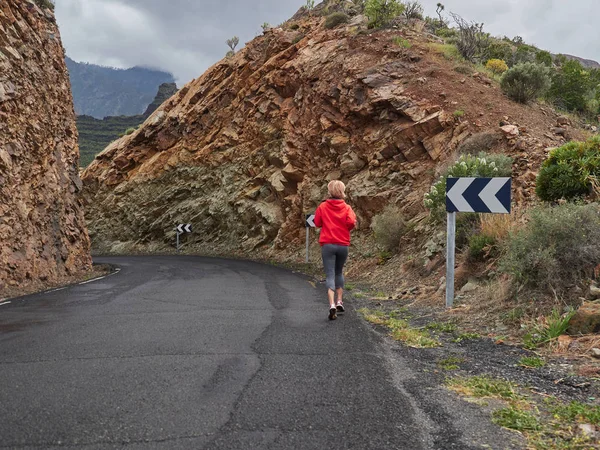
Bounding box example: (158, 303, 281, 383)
(336, 301, 345, 313)
(329, 307, 337, 320)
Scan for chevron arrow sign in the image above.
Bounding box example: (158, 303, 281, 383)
(305, 214, 316, 228)
(446, 177, 511, 214)
(176, 224, 193, 233)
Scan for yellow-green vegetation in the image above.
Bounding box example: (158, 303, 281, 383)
(452, 332, 481, 343)
(344, 283, 355, 291)
(518, 356, 546, 369)
(492, 406, 541, 431)
(485, 59, 509, 75)
(448, 375, 600, 448)
(453, 109, 465, 118)
(536, 136, 600, 202)
(446, 376, 521, 400)
(428, 43, 463, 61)
(438, 356, 464, 370)
(358, 308, 440, 348)
(522, 308, 576, 349)
(392, 36, 412, 48)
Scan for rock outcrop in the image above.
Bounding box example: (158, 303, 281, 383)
(0, 0, 92, 293)
(82, 8, 576, 257)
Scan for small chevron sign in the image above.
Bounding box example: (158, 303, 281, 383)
(305, 214, 316, 228)
(446, 177, 511, 214)
(176, 224, 193, 234)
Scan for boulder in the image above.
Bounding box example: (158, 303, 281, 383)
(568, 302, 600, 335)
(500, 125, 519, 137)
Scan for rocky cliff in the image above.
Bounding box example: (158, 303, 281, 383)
(0, 0, 91, 293)
(82, 9, 580, 257)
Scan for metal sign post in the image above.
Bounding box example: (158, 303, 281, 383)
(445, 177, 511, 308)
(175, 224, 193, 254)
(445, 211, 456, 308)
(305, 213, 316, 263)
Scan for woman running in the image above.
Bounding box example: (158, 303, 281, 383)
(313, 180, 357, 320)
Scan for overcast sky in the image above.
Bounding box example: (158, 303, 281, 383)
(55, 0, 600, 85)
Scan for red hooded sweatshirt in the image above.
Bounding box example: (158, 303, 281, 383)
(313, 199, 357, 246)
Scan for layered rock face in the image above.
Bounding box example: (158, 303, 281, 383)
(0, 1, 92, 291)
(82, 11, 544, 256)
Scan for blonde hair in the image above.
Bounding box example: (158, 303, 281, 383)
(328, 180, 346, 199)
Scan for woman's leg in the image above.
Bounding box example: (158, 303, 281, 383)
(334, 246, 349, 309)
(321, 245, 337, 310)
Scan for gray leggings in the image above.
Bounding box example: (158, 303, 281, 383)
(321, 244, 349, 291)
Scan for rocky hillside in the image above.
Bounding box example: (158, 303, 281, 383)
(82, 7, 585, 257)
(0, 0, 91, 294)
(66, 57, 175, 119)
(77, 83, 179, 167)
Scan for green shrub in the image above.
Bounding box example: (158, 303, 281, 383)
(371, 205, 406, 252)
(33, 0, 54, 10)
(456, 132, 500, 155)
(547, 59, 594, 113)
(424, 153, 513, 221)
(536, 136, 600, 202)
(365, 0, 404, 28)
(435, 28, 457, 39)
(500, 62, 551, 103)
(535, 50, 553, 67)
(484, 39, 514, 63)
(402, 1, 423, 20)
(324, 12, 350, 29)
(500, 203, 600, 289)
(468, 233, 496, 260)
(124, 127, 136, 135)
(485, 59, 508, 74)
(393, 37, 411, 48)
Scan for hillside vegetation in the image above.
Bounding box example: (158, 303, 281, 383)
(77, 83, 178, 167)
(66, 57, 175, 118)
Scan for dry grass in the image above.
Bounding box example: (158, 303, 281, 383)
(479, 213, 517, 241)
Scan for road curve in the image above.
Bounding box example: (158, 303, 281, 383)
(0, 256, 428, 449)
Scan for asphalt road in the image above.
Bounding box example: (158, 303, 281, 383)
(0, 256, 509, 449)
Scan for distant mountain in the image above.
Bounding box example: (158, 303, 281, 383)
(562, 54, 600, 69)
(66, 57, 175, 119)
(78, 83, 179, 167)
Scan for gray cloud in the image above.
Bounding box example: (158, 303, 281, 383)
(55, 0, 600, 85)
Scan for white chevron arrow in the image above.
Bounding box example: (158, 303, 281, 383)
(446, 178, 475, 213)
(306, 215, 316, 228)
(479, 178, 510, 213)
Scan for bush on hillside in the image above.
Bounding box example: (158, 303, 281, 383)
(500, 203, 600, 291)
(424, 153, 513, 221)
(33, 0, 54, 10)
(456, 132, 501, 155)
(402, 1, 424, 20)
(365, 0, 404, 28)
(486, 59, 508, 75)
(535, 50, 553, 67)
(500, 62, 551, 104)
(324, 12, 350, 29)
(451, 13, 489, 62)
(371, 205, 406, 252)
(547, 60, 594, 113)
(536, 136, 600, 202)
(124, 127, 136, 135)
(484, 39, 514, 64)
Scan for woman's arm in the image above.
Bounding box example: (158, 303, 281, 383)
(346, 206, 357, 231)
(314, 204, 323, 228)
